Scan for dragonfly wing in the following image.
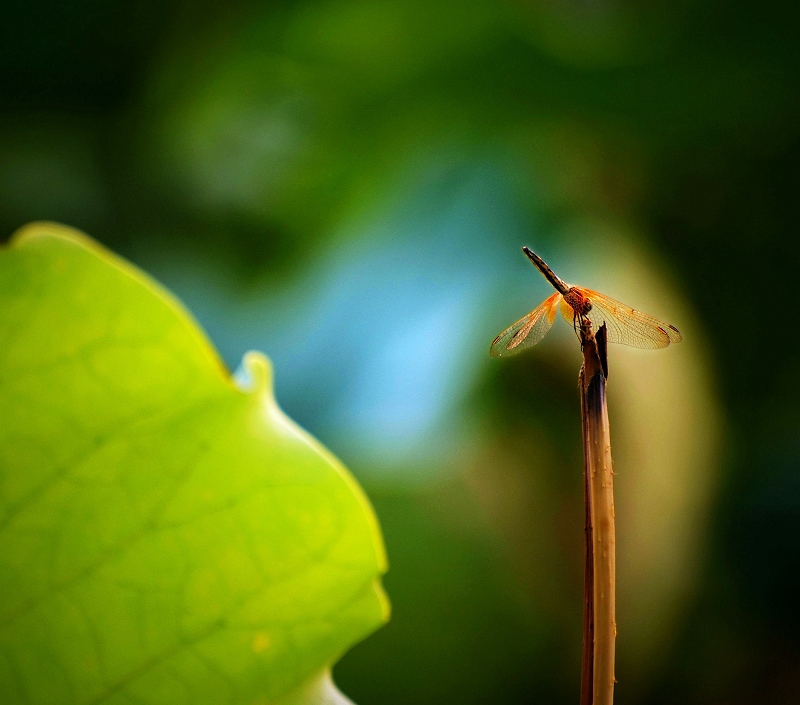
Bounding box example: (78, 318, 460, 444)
(577, 288, 682, 349)
(490, 293, 562, 358)
(560, 296, 575, 323)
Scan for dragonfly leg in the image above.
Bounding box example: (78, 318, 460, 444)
(574, 312, 593, 348)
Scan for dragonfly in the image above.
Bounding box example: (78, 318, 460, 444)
(490, 247, 682, 357)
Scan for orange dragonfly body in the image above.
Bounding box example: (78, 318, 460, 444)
(490, 247, 682, 357)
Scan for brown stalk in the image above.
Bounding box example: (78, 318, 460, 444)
(579, 322, 616, 705)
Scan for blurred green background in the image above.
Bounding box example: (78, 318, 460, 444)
(1, 0, 798, 702)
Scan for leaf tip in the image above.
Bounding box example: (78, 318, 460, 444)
(235, 350, 275, 397)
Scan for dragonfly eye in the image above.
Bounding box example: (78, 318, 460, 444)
(583, 300, 593, 313)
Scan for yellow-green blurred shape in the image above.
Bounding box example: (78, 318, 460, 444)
(566, 224, 721, 691)
(465, 222, 719, 694)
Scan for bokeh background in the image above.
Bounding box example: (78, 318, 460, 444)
(2, 1, 799, 703)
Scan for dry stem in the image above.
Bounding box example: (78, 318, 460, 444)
(579, 322, 616, 705)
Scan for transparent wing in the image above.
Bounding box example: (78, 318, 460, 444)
(576, 287, 682, 349)
(490, 293, 562, 358)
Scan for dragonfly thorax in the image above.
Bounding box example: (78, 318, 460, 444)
(564, 287, 592, 315)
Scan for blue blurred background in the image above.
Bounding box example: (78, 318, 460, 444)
(2, 1, 799, 702)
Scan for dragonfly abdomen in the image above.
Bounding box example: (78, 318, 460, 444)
(522, 247, 570, 295)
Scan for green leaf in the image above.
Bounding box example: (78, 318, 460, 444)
(0, 222, 389, 705)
